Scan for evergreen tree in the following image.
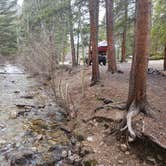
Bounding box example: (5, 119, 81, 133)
(0, 0, 17, 55)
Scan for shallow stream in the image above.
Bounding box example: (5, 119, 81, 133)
(0, 63, 77, 166)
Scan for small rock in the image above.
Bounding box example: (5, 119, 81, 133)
(118, 160, 124, 164)
(62, 150, 68, 158)
(99, 142, 104, 146)
(36, 134, 43, 141)
(125, 151, 130, 155)
(0, 139, 6, 145)
(69, 154, 81, 162)
(87, 136, 94, 142)
(120, 144, 128, 152)
(0, 124, 5, 129)
(10, 111, 17, 119)
(71, 136, 77, 145)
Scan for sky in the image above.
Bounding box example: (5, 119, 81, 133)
(17, 0, 24, 6)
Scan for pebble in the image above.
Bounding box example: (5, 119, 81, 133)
(118, 160, 124, 164)
(10, 111, 17, 119)
(62, 150, 68, 158)
(125, 151, 130, 155)
(120, 144, 128, 152)
(36, 134, 43, 140)
(87, 136, 94, 142)
(68, 154, 81, 162)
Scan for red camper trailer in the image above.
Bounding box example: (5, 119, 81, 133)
(86, 41, 107, 65)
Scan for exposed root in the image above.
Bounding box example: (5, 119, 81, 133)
(142, 102, 155, 118)
(94, 102, 126, 112)
(83, 116, 114, 124)
(126, 102, 140, 139)
(119, 101, 155, 142)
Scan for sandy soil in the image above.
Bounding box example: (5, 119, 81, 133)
(56, 60, 166, 166)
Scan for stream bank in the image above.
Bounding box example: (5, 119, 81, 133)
(0, 63, 85, 166)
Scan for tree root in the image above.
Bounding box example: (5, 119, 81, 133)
(126, 101, 140, 140)
(119, 101, 154, 142)
(94, 102, 126, 112)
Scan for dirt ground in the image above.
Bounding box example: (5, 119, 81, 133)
(56, 60, 166, 166)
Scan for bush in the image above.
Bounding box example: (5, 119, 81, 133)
(149, 53, 163, 60)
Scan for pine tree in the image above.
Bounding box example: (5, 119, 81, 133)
(0, 0, 17, 55)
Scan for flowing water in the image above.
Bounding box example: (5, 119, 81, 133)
(0, 63, 75, 166)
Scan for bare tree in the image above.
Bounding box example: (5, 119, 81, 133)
(89, 0, 100, 83)
(106, 0, 117, 73)
(125, 0, 152, 139)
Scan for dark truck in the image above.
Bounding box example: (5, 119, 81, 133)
(85, 45, 107, 66)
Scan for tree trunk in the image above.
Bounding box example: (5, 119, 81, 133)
(164, 44, 166, 70)
(88, 34, 92, 66)
(121, 1, 128, 62)
(80, 24, 85, 65)
(125, 0, 151, 139)
(76, 26, 80, 65)
(69, 1, 77, 67)
(127, 0, 151, 107)
(105, 0, 117, 73)
(89, 0, 100, 83)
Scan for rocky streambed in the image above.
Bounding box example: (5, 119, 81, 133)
(0, 63, 84, 166)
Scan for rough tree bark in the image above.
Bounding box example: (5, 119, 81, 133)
(106, 0, 117, 73)
(121, 0, 128, 63)
(88, 35, 92, 66)
(69, 1, 77, 67)
(89, 0, 100, 83)
(164, 44, 166, 70)
(76, 28, 80, 65)
(125, 0, 152, 139)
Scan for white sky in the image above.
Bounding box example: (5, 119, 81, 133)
(17, 0, 24, 6)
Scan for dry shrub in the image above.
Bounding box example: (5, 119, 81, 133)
(50, 70, 77, 120)
(19, 35, 57, 78)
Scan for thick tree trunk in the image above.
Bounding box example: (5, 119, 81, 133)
(88, 35, 92, 66)
(164, 44, 166, 70)
(89, 0, 100, 83)
(125, 0, 151, 139)
(121, 1, 128, 63)
(127, 0, 151, 107)
(106, 0, 117, 73)
(69, 1, 77, 67)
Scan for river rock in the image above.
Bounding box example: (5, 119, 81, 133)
(68, 154, 81, 163)
(10, 111, 17, 119)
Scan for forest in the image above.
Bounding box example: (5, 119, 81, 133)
(0, 0, 166, 165)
